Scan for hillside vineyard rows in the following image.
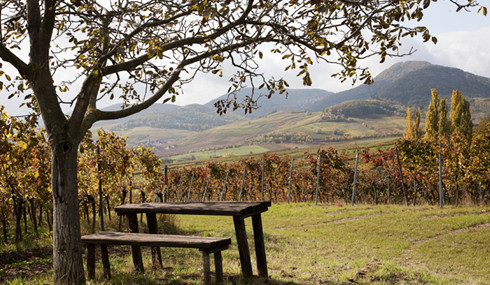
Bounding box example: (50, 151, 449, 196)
(1, 106, 488, 243)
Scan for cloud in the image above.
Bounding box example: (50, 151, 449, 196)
(426, 27, 490, 77)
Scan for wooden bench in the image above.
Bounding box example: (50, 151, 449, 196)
(81, 232, 231, 284)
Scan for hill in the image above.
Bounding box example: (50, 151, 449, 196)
(93, 61, 490, 158)
(318, 61, 490, 111)
(204, 88, 334, 117)
(156, 109, 405, 159)
(97, 103, 245, 132)
(321, 99, 406, 121)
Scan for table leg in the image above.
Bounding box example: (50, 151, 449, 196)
(202, 251, 211, 285)
(252, 214, 268, 278)
(214, 251, 224, 283)
(233, 216, 253, 279)
(86, 244, 95, 280)
(101, 244, 111, 279)
(127, 214, 144, 273)
(146, 213, 163, 269)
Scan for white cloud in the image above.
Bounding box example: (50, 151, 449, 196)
(426, 27, 490, 77)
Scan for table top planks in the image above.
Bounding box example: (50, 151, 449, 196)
(115, 201, 271, 218)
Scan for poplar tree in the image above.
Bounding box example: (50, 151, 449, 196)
(425, 89, 441, 141)
(404, 107, 415, 139)
(425, 89, 450, 141)
(414, 107, 422, 139)
(439, 98, 451, 139)
(450, 90, 472, 142)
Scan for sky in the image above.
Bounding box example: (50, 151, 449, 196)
(1, 0, 489, 115)
(178, 0, 490, 106)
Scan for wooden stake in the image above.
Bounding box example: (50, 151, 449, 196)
(395, 147, 408, 206)
(288, 158, 294, 203)
(351, 151, 359, 206)
(315, 155, 321, 206)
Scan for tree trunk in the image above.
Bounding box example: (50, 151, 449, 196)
(47, 209, 52, 231)
(106, 195, 111, 221)
(2, 218, 7, 243)
(39, 204, 43, 226)
(51, 144, 85, 284)
(88, 196, 96, 233)
(29, 199, 39, 237)
(23, 201, 28, 234)
(13, 197, 22, 242)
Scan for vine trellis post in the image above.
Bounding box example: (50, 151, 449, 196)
(287, 158, 294, 203)
(315, 154, 321, 206)
(351, 150, 359, 206)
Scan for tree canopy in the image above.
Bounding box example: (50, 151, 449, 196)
(0, 0, 486, 284)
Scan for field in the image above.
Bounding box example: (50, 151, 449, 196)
(2, 203, 489, 284)
(155, 110, 406, 159)
(169, 145, 271, 161)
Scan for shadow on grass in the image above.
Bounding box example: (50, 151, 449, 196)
(102, 271, 309, 285)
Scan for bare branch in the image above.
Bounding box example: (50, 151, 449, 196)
(0, 44, 29, 77)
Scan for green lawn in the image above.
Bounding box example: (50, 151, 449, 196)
(2, 204, 489, 284)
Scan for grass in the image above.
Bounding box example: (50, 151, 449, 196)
(169, 145, 271, 161)
(1, 204, 489, 284)
(155, 110, 406, 159)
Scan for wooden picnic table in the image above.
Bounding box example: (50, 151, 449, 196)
(114, 201, 271, 279)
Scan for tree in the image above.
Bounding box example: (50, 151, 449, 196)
(449, 90, 472, 142)
(414, 107, 422, 139)
(425, 89, 451, 141)
(0, 0, 486, 283)
(404, 107, 415, 140)
(425, 89, 439, 141)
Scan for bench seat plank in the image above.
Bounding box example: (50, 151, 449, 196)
(82, 232, 230, 284)
(81, 232, 230, 251)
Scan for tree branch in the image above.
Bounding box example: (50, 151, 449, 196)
(25, 0, 41, 62)
(101, 0, 255, 76)
(40, 0, 56, 55)
(0, 44, 30, 78)
(89, 37, 256, 128)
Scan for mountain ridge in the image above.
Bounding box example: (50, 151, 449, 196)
(94, 61, 490, 155)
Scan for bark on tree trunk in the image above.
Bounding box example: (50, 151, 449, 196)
(2, 218, 7, 243)
(51, 143, 85, 285)
(29, 199, 39, 237)
(14, 197, 22, 242)
(47, 209, 52, 231)
(23, 201, 28, 234)
(39, 204, 43, 226)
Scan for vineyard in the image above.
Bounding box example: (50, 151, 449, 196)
(1, 106, 489, 245)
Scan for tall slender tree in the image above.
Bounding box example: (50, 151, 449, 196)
(438, 98, 451, 139)
(404, 107, 415, 139)
(425, 89, 440, 141)
(414, 107, 422, 139)
(450, 90, 472, 142)
(425, 89, 450, 141)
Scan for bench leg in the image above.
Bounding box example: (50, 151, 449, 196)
(233, 216, 253, 279)
(214, 251, 224, 284)
(101, 244, 111, 279)
(202, 251, 211, 285)
(127, 214, 144, 273)
(252, 214, 268, 278)
(86, 244, 96, 280)
(146, 213, 163, 269)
